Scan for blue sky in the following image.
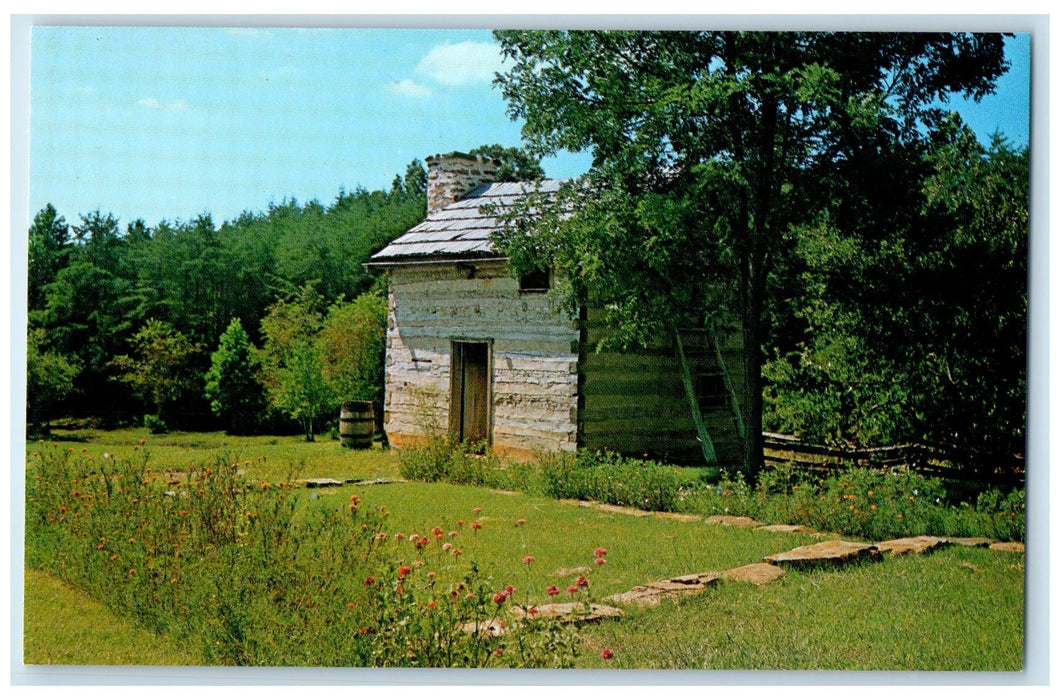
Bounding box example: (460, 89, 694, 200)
(27, 27, 1031, 229)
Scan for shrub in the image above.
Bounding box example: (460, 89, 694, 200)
(539, 450, 693, 513)
(143, 413, 168, 434)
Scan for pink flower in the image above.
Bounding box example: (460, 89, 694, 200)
(595, 557, 607, 566)
(594, 547, 607, 558)
(566, 584, 579, 594)
(522, 555, 535, 565)
(493, 591, 508, 605)
(546, 585, 560, 596)
(505, 584, 516, 595)
(442, 542, 453, 552)
(601, 648, 614, 660)
(575, 575, 589, 588)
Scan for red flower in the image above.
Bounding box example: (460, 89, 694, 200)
(505, 584, 516, 595)
(493, 591, 508, 605)
(594, 547, 607, 558)
(431, 527, 443, 536)
(473, 507, 482, 514)
(398, 565, 412, 578)
(471, 521, 482, 530)
(546, 586, 560, 596)
(522, 555, 535, 564)
(566, 584, 579, 594)
(595, 557, 607, 566)
(575, 575, 589, 588)
(601, 648, 614, 660)
(363, 576, 376, 586)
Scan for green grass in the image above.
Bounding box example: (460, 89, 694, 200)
(32, 426, 399, 482)
(23, 568, 200, 665)
(576, 546, 1025, 671)
(23, 429, 1026, 670)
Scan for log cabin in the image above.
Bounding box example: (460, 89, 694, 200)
(367, 152, 745, 464)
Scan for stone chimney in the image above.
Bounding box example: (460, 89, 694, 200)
(426, 152, 500, 216)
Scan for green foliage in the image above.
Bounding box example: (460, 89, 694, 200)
(25, 444, 579, 667)
(204, 318, 262, 434)
(26, 326, 80, 434)
(493, 30, 1010, 475)
(109, 319, 200, 420)
(142, 413, 168, 434)
(27, 204, 70, 312)
(692, 465, 1025, 542)
(318, 291, 387, 403)
(538, 451, 694, 513)
(468, 143, 546, 182)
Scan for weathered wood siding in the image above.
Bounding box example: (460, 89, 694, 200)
(383, 260, 580, 457)
(579, 310, 745, 465)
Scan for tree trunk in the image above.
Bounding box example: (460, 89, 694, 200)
(674, 328, 718, 465)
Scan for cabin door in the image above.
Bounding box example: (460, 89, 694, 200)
(450, 341, 491, 444)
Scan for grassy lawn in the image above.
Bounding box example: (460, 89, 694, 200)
(23, 568, 199, 665)
(22, 428, 1026, 670)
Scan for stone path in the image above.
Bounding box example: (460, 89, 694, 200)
(303, 476, 404, 488)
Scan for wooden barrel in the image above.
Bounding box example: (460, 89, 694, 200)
(339, 401, 374, 448)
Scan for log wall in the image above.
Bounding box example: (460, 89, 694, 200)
(383, 260, 580, 457)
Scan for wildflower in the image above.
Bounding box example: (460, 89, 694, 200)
(601, 648, 614, 660)
(442, 542, 453, 552)
(346, 602, 357, 609)
(522, 555, 535, 565)
(350, 494, 361, 505)
(473, 507, 482, 514)
(364, 576, 376, 586)
(595, 557, 607, 566)
(471, 521, 482, 530)
(375, 532, 387, 541)
(505, 584, 516, 595)
(594, 547, 607, 558)
(349, 503, 358, 512)
(456, 519, 465, 526)
(452, 548, 462, 557)
(427, 600, 437, 609)
(398, 565, 412, 578)
(431, 527, 443, 536)
(395, 532, 406, 540)
(516, 518, 527, 526)
(448, 531, 458, 538)
(566, 584, 579, 594)
(871, 504, 877, 510)
(575, 575, 589, 588)
(427, 571, 436, 579)
(493, 647, 504, 657)
(546, 585, 560, 596)
(493, 591, 508, 605)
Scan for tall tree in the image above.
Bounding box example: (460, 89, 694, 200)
(26, 326, 80, 435)
(27, 204, 70, 312)
(204, 318, 262, 435)
(493, 30, 1007, 475)
(254, 284, 335, 441)
(110, 318, 201, 427)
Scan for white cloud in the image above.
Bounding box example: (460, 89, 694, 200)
(415, 40, 503, 86)
(389, 79, 432, 98)
(136, 97, 188, 111)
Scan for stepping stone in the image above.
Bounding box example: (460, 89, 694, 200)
(876, 536, 950, 557)
(756, 524, 815, 535)
(344, 477, 401, 486)
(514, 602, 624, 625)
(949, 537, 995, 548)
(657, 512, 703, 523)
(555, 566, 591, 577)
(608, 574, 720, 607)
(704, 515, 760, 527)
(989, 541, 1025, 553)
(720, 563, 786, 586)
(580, 501, 652, 518)
(461, 602, 622, 635)
(304, 477, 344, 488)
(765, 540, 881, 569)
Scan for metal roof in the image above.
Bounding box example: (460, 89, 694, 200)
(369, 180, 563, 263)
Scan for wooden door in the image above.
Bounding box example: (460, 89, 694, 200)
(451, 341, 490, 444)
